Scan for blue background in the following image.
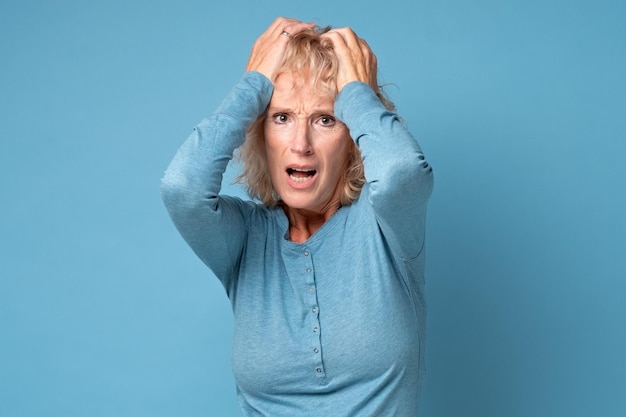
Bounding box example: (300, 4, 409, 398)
(1, 0, 624, 416)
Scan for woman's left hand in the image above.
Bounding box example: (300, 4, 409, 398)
(322, 27, 378, 92)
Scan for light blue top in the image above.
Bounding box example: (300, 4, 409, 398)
(161, 71, 434, 416)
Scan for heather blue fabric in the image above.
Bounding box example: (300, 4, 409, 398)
(161, 71, 433, 416)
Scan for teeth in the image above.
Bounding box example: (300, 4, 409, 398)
(289, 174, 312, 183)
(287, 168, 316, 183)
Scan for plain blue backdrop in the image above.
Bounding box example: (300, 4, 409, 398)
(1, 0, 625, 416)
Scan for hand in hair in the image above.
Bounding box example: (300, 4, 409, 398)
(245, 17, 315, 82)
(322, 27, 378, 93)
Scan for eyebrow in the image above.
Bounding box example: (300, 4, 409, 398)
(266, 105, 335, 115)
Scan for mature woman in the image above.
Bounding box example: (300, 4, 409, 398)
(161, 17, 433, 416)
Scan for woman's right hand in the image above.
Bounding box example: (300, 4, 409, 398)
(245, 17, 315, 83)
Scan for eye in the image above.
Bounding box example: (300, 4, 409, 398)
(271, 113, 289, 124)
(318, 115, 336, 127)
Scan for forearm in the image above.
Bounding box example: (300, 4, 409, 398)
(335, 82, 434, 258)
(161, 72, 273, 208)
(160, 72, 273, 280)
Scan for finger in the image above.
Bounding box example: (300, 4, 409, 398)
(358, 38, 377, 86)
(325, 29, 367, 66)
(323, 30, 359, 61)
(256, 17, 301, 45)
(246, 18, 316, 80)
(267, 17, 301, 34)
(270, 18, 315, 40)
(329, 27, 362, 50)
(323, 28, 377, 90)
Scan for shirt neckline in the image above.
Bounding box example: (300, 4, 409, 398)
(275, 204, 349, 248)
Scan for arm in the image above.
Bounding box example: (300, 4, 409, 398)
(161, 17, 316, 289)
(336, 82, 433, 259)
(324, 27, 434, 259)
(160, 72, 273, 290)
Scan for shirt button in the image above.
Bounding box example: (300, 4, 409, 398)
(313, 348, 319, 354)
(306, 267, 312, 273)
(316, 368, 322, 373)
(303, 250, 309, 256)
(313, 326, 318, 333)
(308, 287, 315, 293)
(311, 306, 318, 313)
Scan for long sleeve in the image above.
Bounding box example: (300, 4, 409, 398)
(160, 72, 273, 290)
(335, 82, 434, 260)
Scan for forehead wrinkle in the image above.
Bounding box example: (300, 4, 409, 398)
(268, 91, 334, 117)
(270, 72, 335, 117)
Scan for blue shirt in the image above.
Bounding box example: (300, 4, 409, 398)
(161, 72, 433, 416)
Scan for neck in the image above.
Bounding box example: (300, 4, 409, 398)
(283, 203, 341, 243)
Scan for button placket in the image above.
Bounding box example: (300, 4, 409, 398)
(302, 247, 325, 380)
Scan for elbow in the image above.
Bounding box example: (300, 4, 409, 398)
(414, 152, 434, 191)
(159, 168, 198, 214)
(159, 169, 182, 206)
(399, 154, 433, 197)
(159, 167, 220, 218)
(370, 150, 434, 201)
(391, 149, 433, 186)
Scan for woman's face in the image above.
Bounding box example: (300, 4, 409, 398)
(264, 71, 352, 214)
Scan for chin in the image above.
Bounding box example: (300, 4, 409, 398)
(280, 196, 315, 211)
(276, 183, 343, 213)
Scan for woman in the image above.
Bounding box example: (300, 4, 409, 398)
(161, 17, 433, 416)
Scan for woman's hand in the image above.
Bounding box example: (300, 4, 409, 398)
(322, 27, 378, 92)
(246, 17, 315, 82)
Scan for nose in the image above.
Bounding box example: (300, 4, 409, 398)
(290, 121, 313, 155)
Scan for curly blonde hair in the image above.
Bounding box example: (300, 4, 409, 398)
(237, 26, 394, 207)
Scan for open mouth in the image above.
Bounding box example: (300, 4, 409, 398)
(287, 168, 317, 183)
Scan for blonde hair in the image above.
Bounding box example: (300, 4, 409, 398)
(237, 26, 394, 207)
